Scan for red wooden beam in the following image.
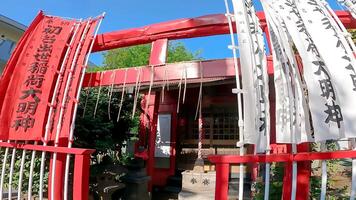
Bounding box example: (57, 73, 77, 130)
(92, 11, 356, 52)
(73, 154, 92, 200)
(83, 58, 235, 87)
(92, 14, 233, 52)
(0, 142, 95, 155)
(146, 39, 168, 190)
(215, 163, 230, 200)
(208, 149, 356, 164)
(83, 57, 274, 88)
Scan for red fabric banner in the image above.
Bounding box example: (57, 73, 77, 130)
(47, 18, 100, 141)
(0, 14, 76, 140)
(0, 11, 45, 112)
(52, 19, 100, 141)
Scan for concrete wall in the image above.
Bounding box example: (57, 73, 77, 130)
(0, 39, 16, 73)
(0, 15, 26, 74)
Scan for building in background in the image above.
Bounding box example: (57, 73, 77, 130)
(0, 14, 26, 73)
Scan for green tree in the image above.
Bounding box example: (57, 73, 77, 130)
(74, 42, 200, 197)
(98, 41, 201, 70)
(77, 42, 201, 155)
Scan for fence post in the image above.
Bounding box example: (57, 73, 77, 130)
(296, 143, 310, 200)
(48, 139, 68, 200)
(73, 154, 91, 200)
(215, 163, 229, 200)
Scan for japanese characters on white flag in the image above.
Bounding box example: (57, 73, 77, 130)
(262, 0, 356, 142)
(246, 0, 270, 153)
(263, 0, 341, 142)
(296, 0, 356, 140)
(338, 0, 356, 19)
(232, 0, 270, 152)
(261, 1, 313, 144)
(318, 0, 356, 53)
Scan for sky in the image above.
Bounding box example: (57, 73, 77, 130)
(0, 0, 345, 66)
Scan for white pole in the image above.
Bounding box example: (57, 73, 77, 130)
(291, 143, 297, 200)
(17, 143, 27, 200)
(27, 141, 37, 200)
(37, 22, 80, 200)
(224, 0, 245, 199)
(0, 140, 9, 200)
(317, 2, 356, 199)
(350, 139, 356, 200)
(320, 142, 327, 200)
(7, 144, 16, 200)
(50, 19, 92, 200)
(63, 14, 105, 200)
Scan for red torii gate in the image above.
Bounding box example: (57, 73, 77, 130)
(84, 11, 356, 200)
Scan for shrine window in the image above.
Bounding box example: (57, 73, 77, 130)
(184, 105, 239, 146)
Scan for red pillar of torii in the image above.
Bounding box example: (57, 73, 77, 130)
(82, 11, 356, 198)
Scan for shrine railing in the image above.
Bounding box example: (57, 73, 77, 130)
(208, 148, 356, 200)
(0, 141, 94, 200)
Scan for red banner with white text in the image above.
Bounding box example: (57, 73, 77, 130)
(0, 13, 76, 140)
(0, 12, 101, 141)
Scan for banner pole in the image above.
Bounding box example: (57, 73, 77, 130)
(223, 1, 245, 199)
(63, 13, 105, 200)
(0, 140, 9, 200)
(49, 19, 92, 200)
(320, 142, 327, 200)
(37, 22, 80, 200)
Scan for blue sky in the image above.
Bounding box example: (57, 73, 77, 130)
(0, 0, 345, 66)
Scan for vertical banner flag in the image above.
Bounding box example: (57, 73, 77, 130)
(268, 11, 296, 144)
(296, 0, 356, 140)
(245, 0, 270, 153)
(262, 0, 351, 142)
(261, 0, 313, 144)
(0, 14, 76, 140)
(51, 18, 100, 141)
(232, 0, 258, 147)
(0, 12, 102, 141)
(0, 12, 45, 110)
(232, 0, 270, 153)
